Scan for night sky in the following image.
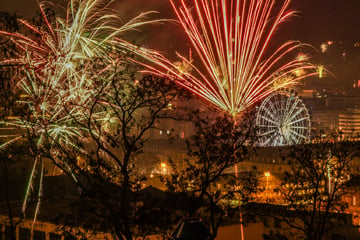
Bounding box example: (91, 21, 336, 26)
(1, 0, 360, 89)
(2, 0, 360, 44)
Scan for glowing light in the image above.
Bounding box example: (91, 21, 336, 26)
(5, 116, 20, 120)
(317, 65, 324, 78)
(321, 43, 328, 53)
(160, 162, 168, 174)
(173, 60, 193, 74)
(296, 52, 309, 62)
(293, 68, 306, 77)
(271, 75, 294, 90)
(128, 0, 317, 116)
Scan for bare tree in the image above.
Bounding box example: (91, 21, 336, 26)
(273, 141, 359, 240)
(0, 148, 18, 240)
(164, 108, 259, 238)
(0, 13, 22, 239)
(28, 57, 187, 240)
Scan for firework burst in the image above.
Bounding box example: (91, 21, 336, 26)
(125, 0, 318, 116)
(0, 0, 167, 226)
(0, 0, 168, 148)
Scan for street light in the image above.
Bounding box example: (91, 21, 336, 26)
(265, 171, 270, 200)
(160, 162, 167, 174)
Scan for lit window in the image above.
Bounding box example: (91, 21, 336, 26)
(353, 196, 357, 206)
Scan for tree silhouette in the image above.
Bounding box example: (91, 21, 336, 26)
(273, 141, 359, 240)
(164, 108, 259, 238)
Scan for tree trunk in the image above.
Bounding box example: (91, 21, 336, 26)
(2, 160, 16, 240)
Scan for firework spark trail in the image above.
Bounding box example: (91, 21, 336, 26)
(0, 0, 168, 225)
(0, 0, 167, 148)
(124, 0, 318, 116)
(0, 0, 164, 68)
(0, 0, 165, 102)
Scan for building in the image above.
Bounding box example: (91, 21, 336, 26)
(339, 110, 360, 139)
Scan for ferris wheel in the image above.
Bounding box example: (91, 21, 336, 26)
(256, 89, 311, 146)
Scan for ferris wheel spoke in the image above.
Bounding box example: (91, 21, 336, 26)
(275, 134, 284, 146)
(289, 132, 300, 144)
(260, 115, 280, 126)
(260, 129, 278, 137)
(284, 94, 293, 114)
(277, 96, 286, 117)
(269, 135, 277, 146)
(289, 116, 310, 125)
(263, 137, 273, 146)
(285, 107, 305, 123)
(283, 100, 301, 123)
(262, 110, 279, 123)
(290, 129, 307, 139)
(258, 125, 278, 128)
(284, 96, 300, 114)
(289, 126, 309, 130)
(267, 100, 281, 119)
(265, 130, 280, 145)
(261, 101, 277, 116)
(274, 95, 281, 110)
(281, 130, 293, 145)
